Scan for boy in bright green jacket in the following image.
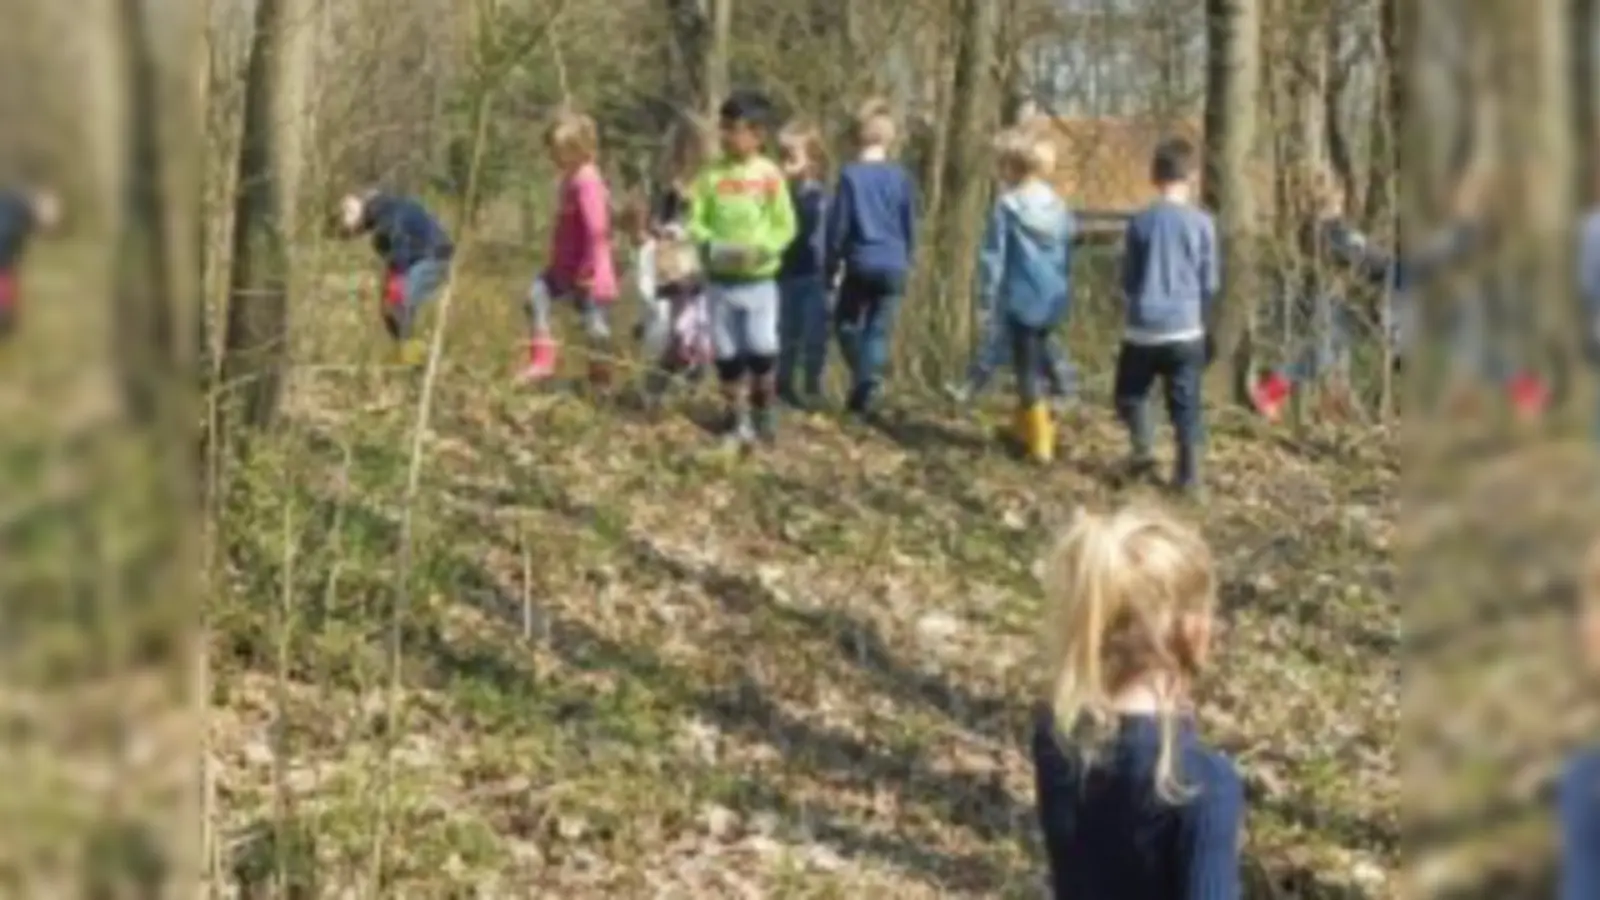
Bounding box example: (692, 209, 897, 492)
(689, 89, 797, 446)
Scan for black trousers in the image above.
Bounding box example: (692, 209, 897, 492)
(1112, 338, 1206, 482)
(1007, 316, 1052, 405)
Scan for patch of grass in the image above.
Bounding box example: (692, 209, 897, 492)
(205, 269, 1402, 897)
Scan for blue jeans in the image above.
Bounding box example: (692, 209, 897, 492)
(968, 313, 1076, 397)
(384, 258, 450, 340)
(778, 274, 829, 396)
(834, 269, 905, 412)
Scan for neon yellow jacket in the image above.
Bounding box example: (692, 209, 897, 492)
(688, 154, 797, 281)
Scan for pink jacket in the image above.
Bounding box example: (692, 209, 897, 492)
(544, 163, 617, 302)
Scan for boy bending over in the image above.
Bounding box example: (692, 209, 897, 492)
(0, 187, 63, 340)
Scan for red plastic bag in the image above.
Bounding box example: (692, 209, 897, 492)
(384, 271, 405, 308)
(1506, 372, 1548, 419)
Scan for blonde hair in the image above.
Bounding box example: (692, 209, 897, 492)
(1042, 504, 1217, 803)
(853, 98, 897, 150)
(995, 127, 1056, 179)
(661, 113, 714, 184)
(545, 110, 599, 163)
(778, 121, 828, 179)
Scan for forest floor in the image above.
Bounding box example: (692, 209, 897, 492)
(200, 267, 1407, 899)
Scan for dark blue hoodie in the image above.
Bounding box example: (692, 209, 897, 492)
(0, 190, 38, 270)
(362, 193, 453, 272)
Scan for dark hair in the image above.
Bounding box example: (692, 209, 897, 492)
(1150, 138, 1196, 185)
(719, 90, 775, 131)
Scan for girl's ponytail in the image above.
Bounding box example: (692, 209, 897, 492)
(1040, 505, 1217, 803)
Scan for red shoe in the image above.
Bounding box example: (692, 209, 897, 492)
(518, 336, 558, 383)
(1251, 372, 1291, 422)
(1507, 372, 1549, 420)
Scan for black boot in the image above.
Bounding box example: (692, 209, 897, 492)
(1173, 443, 1205, 501)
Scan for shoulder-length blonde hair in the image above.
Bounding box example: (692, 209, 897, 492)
(1041, 503, 1217, 803)
(545, 110, 599, 163)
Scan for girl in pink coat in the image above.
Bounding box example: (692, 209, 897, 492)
(520, 111, 618, 388)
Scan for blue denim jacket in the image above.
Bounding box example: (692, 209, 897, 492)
(977, 179, 1076, 329)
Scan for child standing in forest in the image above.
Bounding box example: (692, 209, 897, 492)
(1250, 170, 1391, 423)
(1114, 137, 1219, 497)
(975, 128, 1077, 464)
(688, 90, 797, 446)
(1033, 503, 1243, 898)
(625, 197, 711, 399)
(825, 99, 919, 418)
(627, 117, 716, 401)
(520, 111, 618, 388)
(336, 189, 454, 367)
(0, 186, 62, 341)
(775, 122, 831, 410)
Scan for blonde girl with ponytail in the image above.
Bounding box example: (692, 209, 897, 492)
(1031, 504, 1243, 898)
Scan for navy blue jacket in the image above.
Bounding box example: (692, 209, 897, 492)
(781, 178, 827, 279)
(1033, 708, 1243, 899)
(1561, 746, 1600, 900)
(824, 160, 918, 283)
(362, 193, 453, 272)
(0, 190, 38, 270)
(1119, 199, 1221, 343)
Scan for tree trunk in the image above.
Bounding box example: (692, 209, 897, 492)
(1520, 0, 1577, 417)
(1324, 11, 1355, 211)
(705, 0, 733, 118)
(1201, 0, 1264, 406)
(112, 0, 185, 427)
(220, 0, 291, 431)
(922, 0, 1000, 375)
(1365, 0, 1399, 232)
(1573, 0, 1597, 204)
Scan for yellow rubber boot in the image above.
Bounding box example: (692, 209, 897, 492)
(1025, 402, 1055, 463)
(397, 338, 427, 368)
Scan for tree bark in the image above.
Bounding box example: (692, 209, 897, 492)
(1324, 11, 1355, 211)
(112, 0, 186, 427)
(1201, 0, 1264, 405)
(1365, 0, 1399, 231)
(1573, 0, 1597, 204)
(220, 0, 291, 431)
(1521, 0, 1577, 416)
(705, 0, 733, 119)
(928, 0, 1000, 364)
